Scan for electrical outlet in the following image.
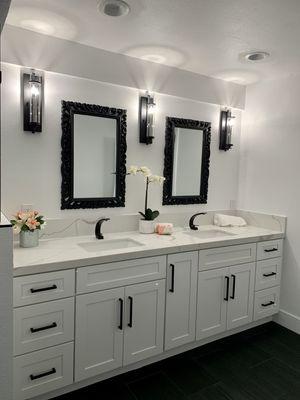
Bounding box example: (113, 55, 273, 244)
(21, 204, 33, 212)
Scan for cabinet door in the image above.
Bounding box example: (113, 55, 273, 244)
(196, 268, 228, 340)
(123, 280, 165, 365)
(227, 263, 255, 330)
(75, 287, 124, 381)
(165, 252, 198, 350)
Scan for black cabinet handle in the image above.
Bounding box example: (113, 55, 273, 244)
(264, 248, 278, 253)
(169, 264, 175, 293)
(128, 296, 133, 328)
(30, 284, 57, 293)
(30, 368, 56, 381)
(30, 322, 57, 333)
(224, 276, 230, 301)
(261, 301, 275, 307)
(230, 274, 236, 299)
(263, 272, 277, 277)
(118, 298, 123, 330)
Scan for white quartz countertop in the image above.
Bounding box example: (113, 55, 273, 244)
(13, 225, 284, 277)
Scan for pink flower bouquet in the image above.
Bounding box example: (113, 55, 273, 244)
(11, 211, 45, 234)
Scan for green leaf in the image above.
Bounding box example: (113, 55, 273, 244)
(151, 210, 160, 220)
(144, 208, 153, 220)
(139, 211, 146, 219)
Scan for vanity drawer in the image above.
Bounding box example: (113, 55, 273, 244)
(14, 298, 74, 356)
(77, 256, 166, 293)
(255, 258, 282, 291)
(13, 342, 73, 400)
(14, 270, 75, 307)
(257, 239, 283, 260)
(199, 243, 256, 271)
(254, 286, 280, 321)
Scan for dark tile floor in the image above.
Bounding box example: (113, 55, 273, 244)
(53, 322, 300, 400)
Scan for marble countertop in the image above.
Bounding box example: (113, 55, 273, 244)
(13, 225, 284, 277)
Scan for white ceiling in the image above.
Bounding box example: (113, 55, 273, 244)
(6, 0, 300, 84)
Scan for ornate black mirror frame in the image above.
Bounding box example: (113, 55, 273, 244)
(163, 117, 211, 205)
(61, 101, 127, 209)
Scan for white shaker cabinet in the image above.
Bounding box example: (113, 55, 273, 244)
(227, 263, 255, 330)
(123, 280, 165, 365)
(12, 239, 283, 400)
(165, 252, 198, 350)
(75, 280, 165, 381)
(197, 263, 255, 339)
(196, 268, 228, 340)
(75, 287, 124, 381)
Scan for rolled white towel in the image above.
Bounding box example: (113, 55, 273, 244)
(214, 213, 247, 227)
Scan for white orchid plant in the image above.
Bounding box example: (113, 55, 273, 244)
(11, 211, 45, 234)
(128, 166, 165, 221)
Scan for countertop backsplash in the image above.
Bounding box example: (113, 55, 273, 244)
(10, 209, 287, 241)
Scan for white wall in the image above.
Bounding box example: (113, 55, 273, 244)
(238, 75, 300, 330)
(1, 62, 242, 219)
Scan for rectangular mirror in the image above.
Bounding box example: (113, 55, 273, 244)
(163, 117, 211, 205)
(61, 101, 127, 209)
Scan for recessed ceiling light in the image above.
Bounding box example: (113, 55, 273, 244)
(98, 0, 130, 17)
(241, 51, 270, 62)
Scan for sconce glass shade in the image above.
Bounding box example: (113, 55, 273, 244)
(219, 109, 235, 151)
(139, 94, 156, 144)
(29, 73, 42, 125)
(23, 71, 43, 133)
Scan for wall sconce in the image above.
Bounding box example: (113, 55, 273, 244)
(23, 70, 43, 133)
(139, 92, 156, 145)
(219, 108, 235, 151)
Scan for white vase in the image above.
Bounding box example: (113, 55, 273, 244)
(139, 220, 155, 234)
(20, 230, 39, 248)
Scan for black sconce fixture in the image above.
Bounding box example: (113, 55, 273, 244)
(219, 109, 235, 151)
(23, 70, 43, 133)
(139, 92, 156, 144)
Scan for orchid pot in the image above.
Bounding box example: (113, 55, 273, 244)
(139, 220, 156, 234)
(128, 166, 165, 234)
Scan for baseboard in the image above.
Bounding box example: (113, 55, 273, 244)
(274, 309, 300, 334)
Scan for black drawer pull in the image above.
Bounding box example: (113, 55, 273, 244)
(118, 298, 123, 330)
(264, 248, 278, 253)
(263, 272, 277, 277)
(169, 264, 175, 293)
(30, 322, 57, 333)
(224, 276, 230, 301)
(128, 296, 133, 328)
(261, 301, 275, 307)
(230, 274, 236, 299)
(30, 368, 56, 381)
(30, 284, 57, 293)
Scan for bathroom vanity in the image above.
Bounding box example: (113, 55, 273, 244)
(12, 225, 284, 400)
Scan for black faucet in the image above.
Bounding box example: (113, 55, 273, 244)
(95, 218, 110, 239)
(189, 213, 206, 230)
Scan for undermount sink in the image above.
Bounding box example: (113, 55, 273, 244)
(78, 238, 144, 253)
(184, 229, 236, 239)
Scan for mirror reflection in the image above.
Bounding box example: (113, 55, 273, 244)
(172, 127, 203, 196)
(73, 114, 116, 198)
